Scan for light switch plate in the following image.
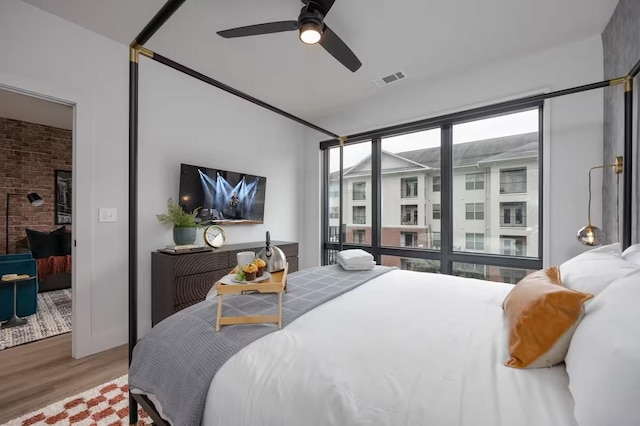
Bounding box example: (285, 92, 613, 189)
(99, 208, 117, 223)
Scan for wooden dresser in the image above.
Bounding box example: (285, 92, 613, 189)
(151, 241, 298, 326)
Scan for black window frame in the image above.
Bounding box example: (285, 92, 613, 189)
(320, 102, 543, 277)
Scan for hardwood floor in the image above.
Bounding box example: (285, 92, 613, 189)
(0, 333, 128, 424)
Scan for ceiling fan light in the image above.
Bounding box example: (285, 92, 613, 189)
(299, 21, 322, 44)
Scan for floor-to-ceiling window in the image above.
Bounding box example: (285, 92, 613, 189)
(321, 105, 542, 283)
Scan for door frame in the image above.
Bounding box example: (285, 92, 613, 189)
(0, 71, 93, 358)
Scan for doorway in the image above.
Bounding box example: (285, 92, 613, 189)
(0, 87, 74, 351)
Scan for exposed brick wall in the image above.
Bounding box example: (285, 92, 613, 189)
(0, 117, 72, 254)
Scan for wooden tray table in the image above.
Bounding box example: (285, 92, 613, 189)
(215, 263, 288, 331)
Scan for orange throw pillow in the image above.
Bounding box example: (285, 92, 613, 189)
(503, 266, 593, 368)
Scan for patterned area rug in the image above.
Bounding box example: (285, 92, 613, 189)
(0, 289, 71, 350)
(2, 375, 151, 426)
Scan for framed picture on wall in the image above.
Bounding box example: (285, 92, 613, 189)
(55, 169, 72, 225)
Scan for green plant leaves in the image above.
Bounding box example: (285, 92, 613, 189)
(156, 198, 202, 227)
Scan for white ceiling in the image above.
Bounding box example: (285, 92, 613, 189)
(0, 88, 73, 130)
(22, 0, 618, 124)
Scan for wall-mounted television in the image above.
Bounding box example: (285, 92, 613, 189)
(178, 163, 266, 224)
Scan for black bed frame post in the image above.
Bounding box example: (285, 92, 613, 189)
(625, 58, 640, 249)
(128, 44, 139, 426)
(320, 149, 329, 265)
(339, 137, 345, 251)
(623, 75, 634, 250)
(128, 2, 187, 424)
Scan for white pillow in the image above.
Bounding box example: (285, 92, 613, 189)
(622, 243, 640, 266)
(565, 271, 640, 426)
(559, 243, 640, 295)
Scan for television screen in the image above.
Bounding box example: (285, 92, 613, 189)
(179, 163, 266, 224)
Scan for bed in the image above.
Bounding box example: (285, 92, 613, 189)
(126, 4, 640, 425)
(129, 244, 640, 426)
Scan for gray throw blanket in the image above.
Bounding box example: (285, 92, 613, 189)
(129, 264, 394, 426)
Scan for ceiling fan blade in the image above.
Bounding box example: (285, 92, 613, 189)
(217, 21, 299, 38)
(319, 0, 337, 14)
(319, 25, 362, 72)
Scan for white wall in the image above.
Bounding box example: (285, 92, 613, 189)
(0, 0, 129, 357)
(302, 35, 605, 267)
(0, 0, 306, 355)
(137, 59, 306, 335)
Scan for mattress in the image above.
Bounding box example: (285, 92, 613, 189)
(201, 269, 577, 426)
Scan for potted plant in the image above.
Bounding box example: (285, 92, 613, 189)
(156, 198, 203, 245)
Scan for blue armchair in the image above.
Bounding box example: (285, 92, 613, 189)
(0, 254, 39, 321)
(1, 253, 33, 262)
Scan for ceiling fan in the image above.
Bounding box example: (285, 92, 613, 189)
(217, 0, 362, 72)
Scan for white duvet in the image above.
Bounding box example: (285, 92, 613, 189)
(202, 269, 577, 426)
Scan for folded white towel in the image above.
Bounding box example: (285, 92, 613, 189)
(339, 259, 375, 268)
(337, 258, 374, 271)
(337, 249, 374, 264)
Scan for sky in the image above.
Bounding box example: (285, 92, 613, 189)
(329, 109, 539, 172)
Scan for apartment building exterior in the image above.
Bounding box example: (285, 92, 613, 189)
(327, 132, 539, 283)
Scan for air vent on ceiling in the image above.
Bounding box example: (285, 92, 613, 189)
(373, 71, 406, 87)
